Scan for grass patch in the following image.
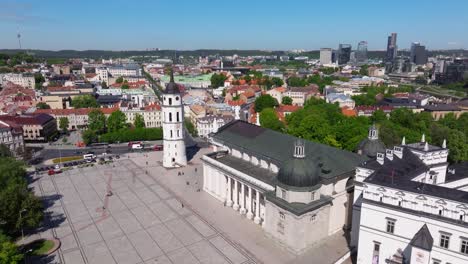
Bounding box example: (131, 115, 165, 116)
(52, 156, 82, 164)
(23, 239, 55, 256)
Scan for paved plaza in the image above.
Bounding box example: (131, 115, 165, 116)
(29, 151, 256, 264)
(28, 147, 351, 264)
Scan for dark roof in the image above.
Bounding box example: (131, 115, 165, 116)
(363, 148, 468, 203)
(96, 94, 122, 104)
(277, 156, 320, 187)
(410, 224, 433, 251)
(423, 104, 460, 111)
(213, 120, 367, 182)
(0, 114, 54, 126)
(445, 162, 468, 183)
(164, 70, 180, 94)
(357, 138, 386, 158)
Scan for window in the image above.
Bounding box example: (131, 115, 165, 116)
(432, 259, 441, 264)
(279, 212, 285, 220)
(310, 214, 316, 222)
(170, 130, 173, 138)
(281, 189, 286, 199)
(461, 239, 468, 255)
(311, 191, 315, 200)
(175, 96, 179, 101)
(439, 234, 450, 249)
(169, 112, 172, 122)
(169, 98, 172, 105)
(386, 219, 395, 234)
(176, 112, 180, 122)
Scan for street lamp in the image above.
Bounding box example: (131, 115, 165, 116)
(19, 209, 27, 242)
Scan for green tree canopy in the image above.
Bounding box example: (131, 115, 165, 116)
(107, 110, 127, 132)
(0, 237, 23, 264)
(271, 77, 284, 88)
(134, 113, 145, 128)
(185, 118, 198, 137)
(82, 129, 98, 145)
(116, 76, 124, 83)
(0, 144, 12, 158)
(210, 73, 227, 88)
(87, 109, 106, 132)
(71, 95, 99, 108)
(259, 108, 284, 132)
(59, 117, 69, 132)
(36, 102, 51, 109)
(254, 94, 278, 113)
(281, 96, 293, 105)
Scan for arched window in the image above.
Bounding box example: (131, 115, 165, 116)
(169, 113, 172, 122)
(169, 98, 172, 105)
(177, 130, 179, 137)
(175, 96, 179, 101)
(170, 130, 173, 138)
(176, 112, 180, 122)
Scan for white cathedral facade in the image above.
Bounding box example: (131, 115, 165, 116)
(162, 71, 187, 168)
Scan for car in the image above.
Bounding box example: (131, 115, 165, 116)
(48, 169, 55, 175)
(75, 151, 82, 155)
(108, 156, 113, 161)
(154, 144, 163, 151)
(115, 155, 120, 159)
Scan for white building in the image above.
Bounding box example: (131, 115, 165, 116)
(0, 120, 24, 156)
(196, 115, 233, 138)
(162, 72, 187, 168)
(202, 120, 365, 254)
(121, 104, 162, 128)
(320, 48, 333, 65)
(326, 93, 356, 109)
(0, 73, 35, 89)
(351, 135, 468, 264)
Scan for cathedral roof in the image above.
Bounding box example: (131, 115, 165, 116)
(213, 120, 367, 182)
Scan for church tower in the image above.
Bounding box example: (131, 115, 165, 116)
(162, 70, 187, 168)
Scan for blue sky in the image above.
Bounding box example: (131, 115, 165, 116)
(1, 0, 467, 51)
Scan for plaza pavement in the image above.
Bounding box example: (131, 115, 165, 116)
(28, 147, 351, 264)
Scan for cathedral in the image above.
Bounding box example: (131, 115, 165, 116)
(202, 120, 366, 253)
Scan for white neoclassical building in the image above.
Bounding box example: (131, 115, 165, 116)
(351, 135, 468, 264)
(162, 71, 187, 168)
(202, 120, 365, 254)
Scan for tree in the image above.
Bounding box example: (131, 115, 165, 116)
(271, 77, 284, 87)
(107, 110, 127, 132)
(254, 94, 278, 113)
(87, 109, 106, 133)
(116, 76, 124, 83)
(71, 95, 99, 108)
(281, 96, 293, 105)
(101, 81, 108, 88)
(59, 117, 69, 132)
(34, 73, 45, 84)
(259, 108, 284, 132)
(121, 80, 129, 89)
(287, 77, 308, 87)
(185, 118, 198, 137)
(36, 102, 51, 109)
(210, 73, 227, 88)
(134, 113, 145, 128)
(0, 144, 11, 158)
(0, 158, 43, 236)
(82, 129, 98, 145)
(0, 237, 23, 264)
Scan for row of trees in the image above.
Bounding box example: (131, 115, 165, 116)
(287, 74, 347, 93)
(71, 95, 99, 108)
(82, 109, 147, 144)
(0, 148, 45, 262)
(268, 98, 468, 163)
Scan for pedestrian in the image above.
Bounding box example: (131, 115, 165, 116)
(146, 161, 148, 165)
(181, 203, 184, 208)
(182, 172, 184, 176)
(178, 172, 181, 176)
(195, 168, 197, 173)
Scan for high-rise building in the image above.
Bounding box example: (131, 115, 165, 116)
(386, 33, 398, 62)
(356, 41, 368, 64)
(162, 70, 187, 168)
(410, 42, 428, 65)
(319, 48, 333, 65)
(338, 44, 352, 65)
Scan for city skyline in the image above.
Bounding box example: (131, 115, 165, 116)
(1, 0, 468, 51)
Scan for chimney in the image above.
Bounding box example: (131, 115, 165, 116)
(386, 149, 394, 161)
(442, 139, 446, 149)
(421, 134, 426, 143)
(256, 112, 260, 126)
(401, 136, 406, 145)
(424, 142, 429, 151)
(394, 146, 403, 159)
(377, 152, 385, 165)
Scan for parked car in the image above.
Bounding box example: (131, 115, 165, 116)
(154, 145, 163, 151)
(48, 169, 55, 175)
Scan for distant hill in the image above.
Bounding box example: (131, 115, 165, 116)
(0, 49, 466, 60)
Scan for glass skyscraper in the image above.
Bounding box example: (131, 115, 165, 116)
(386, 33, 398, 62)
(338, 44, 352, 65)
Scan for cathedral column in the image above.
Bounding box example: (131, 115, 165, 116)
(240, 183, 246, 214)
(226, 177, 233, 207)
(254, 189, 261, 224)
(233, 179, 239, 211)
(246, 186, 253, 220)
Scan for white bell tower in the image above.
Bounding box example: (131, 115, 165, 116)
(162, 70, 187, 168)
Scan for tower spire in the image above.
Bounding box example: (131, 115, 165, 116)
(170, 68, 175, 83)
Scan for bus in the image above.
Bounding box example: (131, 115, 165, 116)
(83, 154, 96, 162)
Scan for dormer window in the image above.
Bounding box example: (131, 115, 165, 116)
(281, 189, 286, 199)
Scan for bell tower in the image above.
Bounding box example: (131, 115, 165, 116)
(162, 69, 187, 168)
